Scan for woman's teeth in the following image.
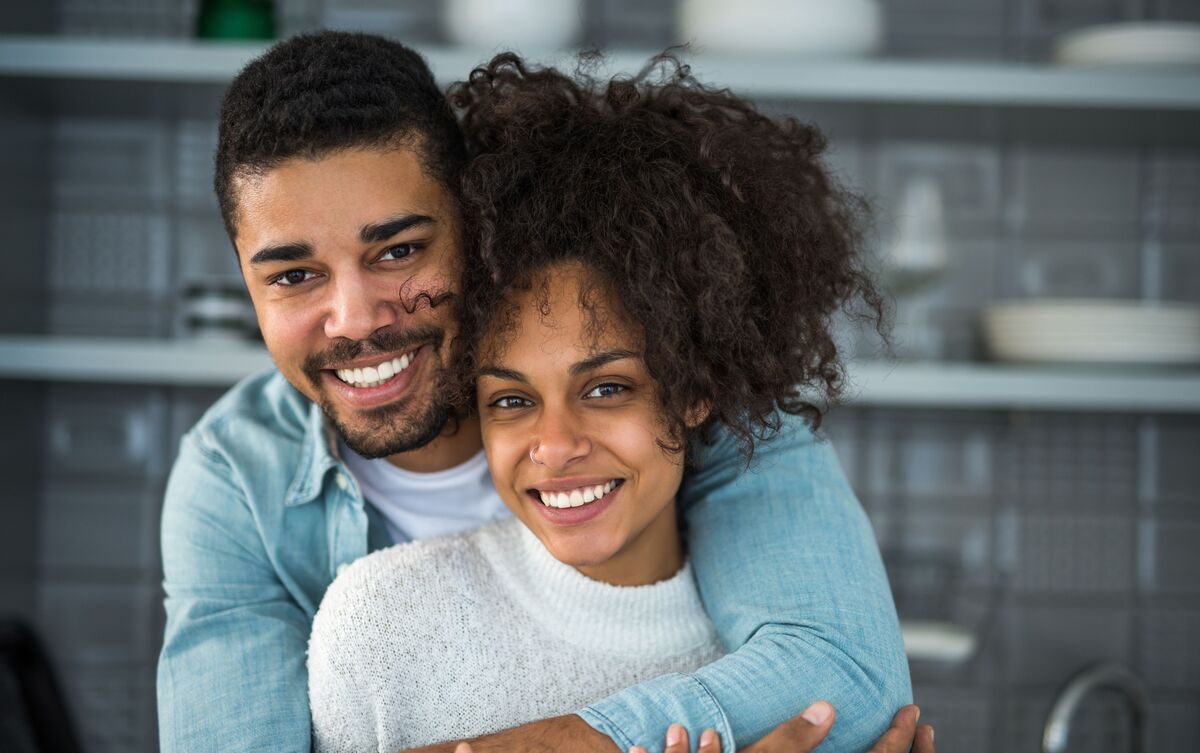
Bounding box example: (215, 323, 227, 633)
(334, 352, 415, 388)
(537, 480, 619, 509)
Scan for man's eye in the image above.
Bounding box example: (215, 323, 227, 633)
(379, 243, 418, 262)
(271, 269, 316, 286)
(490, 396, 532, 409)
(585, 383, 627, 399)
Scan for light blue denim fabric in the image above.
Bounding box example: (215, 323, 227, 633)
(157, 369, 910, 753)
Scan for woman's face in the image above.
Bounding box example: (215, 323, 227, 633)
(476, 262, 685, 586)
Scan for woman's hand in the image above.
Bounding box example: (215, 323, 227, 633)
(631, 702, 934, 753)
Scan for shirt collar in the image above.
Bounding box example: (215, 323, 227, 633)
(283, 401, 345, 507)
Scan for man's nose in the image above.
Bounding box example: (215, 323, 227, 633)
(532, 409, 592, 471)
(323, 275, 398, 342)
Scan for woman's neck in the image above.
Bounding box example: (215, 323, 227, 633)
(576, 500, 684, 586)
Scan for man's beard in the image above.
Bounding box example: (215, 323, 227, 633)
(323, 389, 453, 459)
(302, 325, 455, 459)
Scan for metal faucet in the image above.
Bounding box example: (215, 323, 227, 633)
(1042, 662, 1149, 753)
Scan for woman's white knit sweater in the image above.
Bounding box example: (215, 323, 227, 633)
(308, 517, 725, 753)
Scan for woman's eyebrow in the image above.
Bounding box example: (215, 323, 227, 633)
(476, 350, 637, 383)
(569, 349, 638, 376)
(477, 366, 526, 383)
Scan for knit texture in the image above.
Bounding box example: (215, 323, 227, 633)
(308, 518, 725, 753)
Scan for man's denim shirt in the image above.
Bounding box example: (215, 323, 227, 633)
(157, 370, 910, 753)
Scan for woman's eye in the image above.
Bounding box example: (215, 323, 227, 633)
(271, 269, 316, 286)
(491, 396, 532, 410)
(585, 383, 627, 399)
(379, 243, 417, 262)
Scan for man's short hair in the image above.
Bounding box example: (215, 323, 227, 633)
(214, 31, 466, 241)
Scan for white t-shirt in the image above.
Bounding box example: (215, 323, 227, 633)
(339, 440, 509, 544)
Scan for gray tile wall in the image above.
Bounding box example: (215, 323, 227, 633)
(6, 1, 1199, 751)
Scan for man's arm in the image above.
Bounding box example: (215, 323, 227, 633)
(157, 432, 313, 753)
(581, 413, 912, 753)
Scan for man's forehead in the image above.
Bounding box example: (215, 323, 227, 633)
(232, 145, 455, 250)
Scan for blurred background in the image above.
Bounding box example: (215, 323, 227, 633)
(0, 1, 1198, 751)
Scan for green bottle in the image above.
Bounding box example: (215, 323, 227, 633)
(196, 0, 276, 40)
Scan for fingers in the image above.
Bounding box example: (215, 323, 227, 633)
(744, 701, 836, 753)
(866, 705, 921, 753)
(664, 724, 690, 753)
(698, 728, 720, 753)
(913, 724, 935, 753)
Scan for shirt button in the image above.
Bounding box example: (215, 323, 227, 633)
(336, 563, 348, 576)
(336, 474, 350, 491)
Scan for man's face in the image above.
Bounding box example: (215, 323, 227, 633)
(232, 145, 462, 459)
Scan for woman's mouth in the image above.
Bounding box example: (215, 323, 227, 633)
(529, 479, 624, 509)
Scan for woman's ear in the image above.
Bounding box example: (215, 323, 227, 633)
(685, 401, 711, 429)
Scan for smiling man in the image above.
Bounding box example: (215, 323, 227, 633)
(156, 31, 912, 753)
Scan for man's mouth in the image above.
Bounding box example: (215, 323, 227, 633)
(330, 348, 420, 389)
(529, 479, 624, 510)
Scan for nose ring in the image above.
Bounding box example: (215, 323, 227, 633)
(529, 446, 544, 465)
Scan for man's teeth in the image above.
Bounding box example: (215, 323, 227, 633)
(334, 352, 414, 388)
(538, 480, 619, 509)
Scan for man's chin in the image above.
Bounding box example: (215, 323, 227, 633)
(325, 399, 452, 460)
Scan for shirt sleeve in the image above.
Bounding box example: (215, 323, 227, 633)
(157, 431, 314, 753)
(579, 413, 911, 753)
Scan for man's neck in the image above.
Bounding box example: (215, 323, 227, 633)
(385, 414, 484, 474)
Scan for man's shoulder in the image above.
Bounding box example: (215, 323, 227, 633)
(187, 368, 313, 456)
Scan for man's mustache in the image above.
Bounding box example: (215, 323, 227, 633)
(303, 325, 445, 375)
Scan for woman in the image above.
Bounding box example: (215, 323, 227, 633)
(308, 52, 892, 753)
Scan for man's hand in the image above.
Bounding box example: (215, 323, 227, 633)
(628, 702, 934, 753)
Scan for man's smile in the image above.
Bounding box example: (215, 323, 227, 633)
(331, 348, 420, 388)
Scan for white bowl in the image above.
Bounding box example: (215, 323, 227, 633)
(679, 0, 883, 57)
(443, 0, 583, 50)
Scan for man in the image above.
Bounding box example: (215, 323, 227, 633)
(157, 31, 913, 753)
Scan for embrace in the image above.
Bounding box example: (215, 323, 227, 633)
(157, 31, 933, 753)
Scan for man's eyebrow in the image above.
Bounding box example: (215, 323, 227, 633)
(570, 349, 638, 376)
(248, 242, 314, 266)
(360, 214, 435, 244)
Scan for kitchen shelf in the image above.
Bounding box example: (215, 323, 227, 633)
(3, 335, 1199, 411)
(2, 35, 1199, 110)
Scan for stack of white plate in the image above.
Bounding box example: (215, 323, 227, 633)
(1053, 22, 1200, 67)
(983, 300, 1200, 365)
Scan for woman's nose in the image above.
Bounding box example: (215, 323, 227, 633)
(530, 410, 591, 471)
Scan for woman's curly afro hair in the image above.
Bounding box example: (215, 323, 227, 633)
(449, 52, 887, 459)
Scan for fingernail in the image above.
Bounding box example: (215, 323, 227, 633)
(913, 706, 921, 723)
(699, 729, 717, 749)
(455, 743, 472, 753)
(667, 725, 683, 747)
(929, 728, 934, 743)
(801, 701, 832, 725)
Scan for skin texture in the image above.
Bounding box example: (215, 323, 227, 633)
(232, 145, 482, 472)
(477, 263, 685, 587)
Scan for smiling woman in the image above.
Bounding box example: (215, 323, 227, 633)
(305, 47, 893, 753)
(477, 262, 690, 587)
